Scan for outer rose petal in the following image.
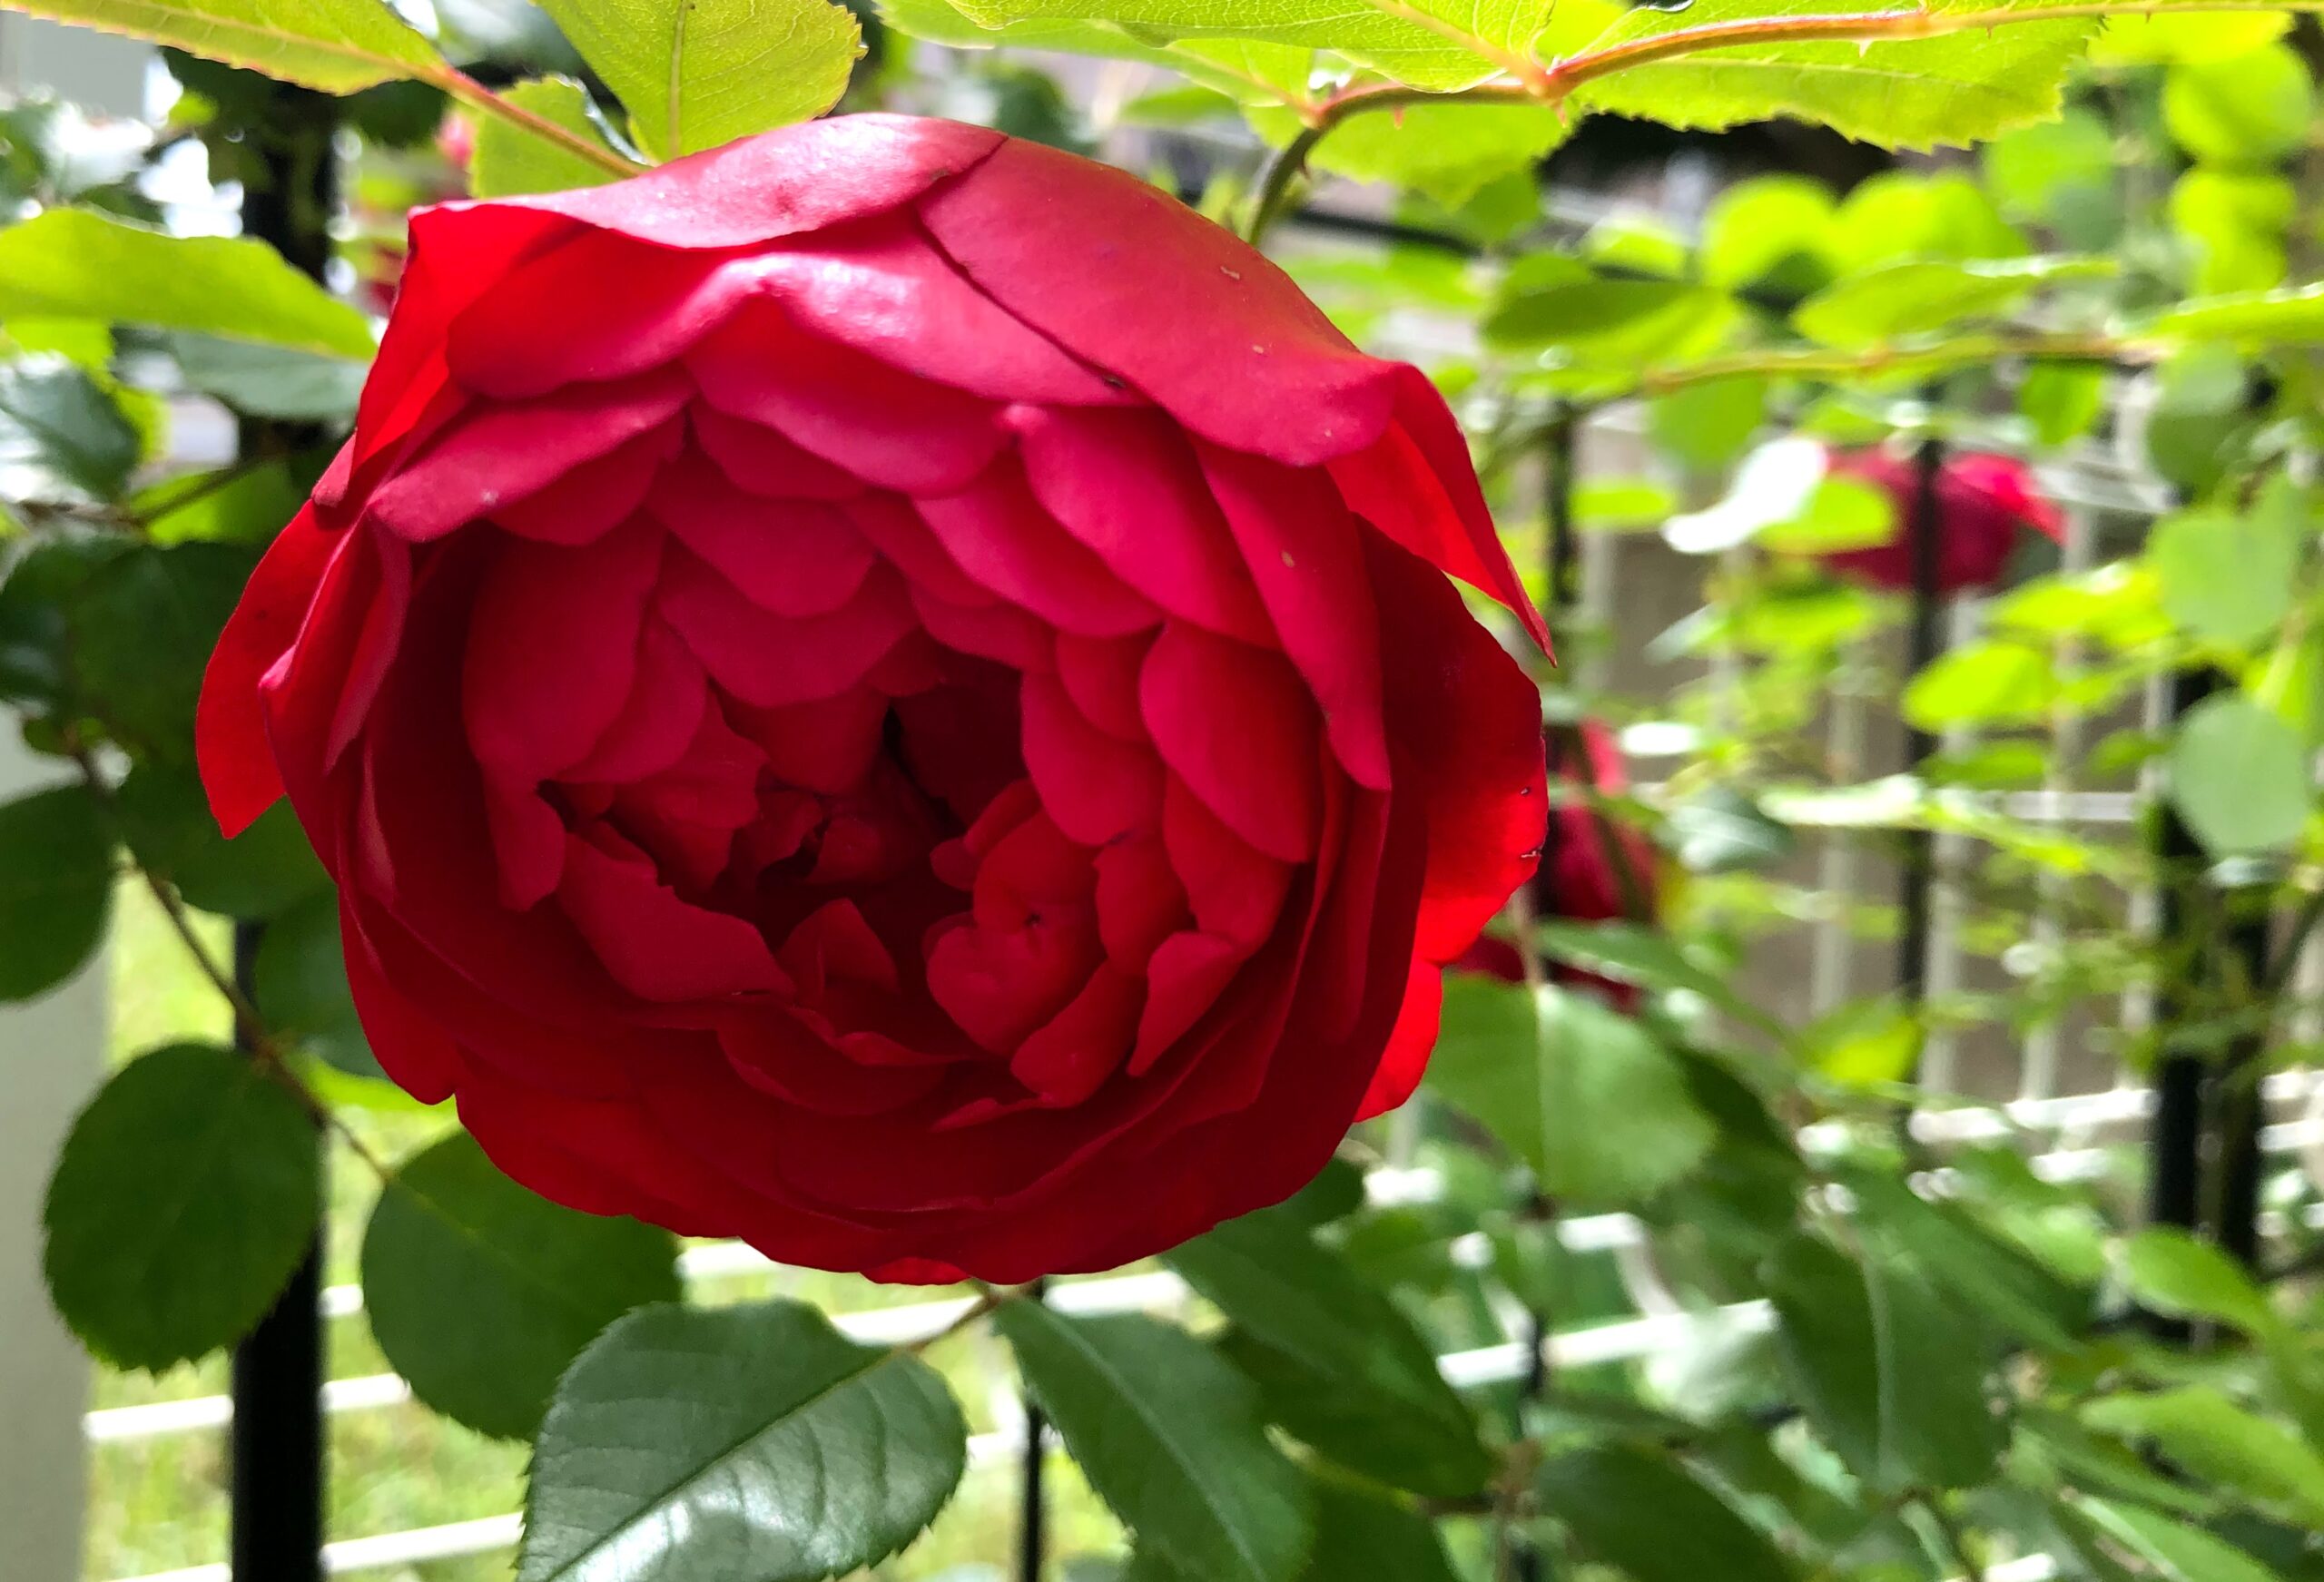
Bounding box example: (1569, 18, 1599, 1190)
(1364, 530, 1547, 964)
(1357, 959, 1443, 1121)
(199, 506, 336, 834)
(918, 137, 1406, 467)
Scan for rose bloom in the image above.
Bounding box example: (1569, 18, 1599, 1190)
(1815, 447, 2063, 594)
(199, 115, 1548, 1282)
(1454, 721, 1655, 1002)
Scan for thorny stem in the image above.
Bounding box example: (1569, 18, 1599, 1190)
(1245, 1, 2324, 244)
(65, 739, 390, 1180)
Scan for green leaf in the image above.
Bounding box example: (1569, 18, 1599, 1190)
(1166, 1207, 1491, 1497)
(251, 892, 382, 1082)
(2163, 42, 2314, 167)
(114, 762, 327, 919)
(1983, 108, 2117, 231)
(1845, 1168, 2087, 1351)
(1426, 976, 1715, 1205)
(2168, 694, 2312, 858)
(0, 534, 133, 711)
(169, 333, 365, 422)
(1700, 174, 1837, 293)
(2072, 1499, 2288, 1582)
(996, 1302, 1311, 1582)
(2142, 284, 2324, 347)
(67, 542, 256, 763)
(363, 1131, 680, 1440)
(0, 210, 375, 357)
(0, 357, 140, 502)
(1792, 256, 2109, 349)
(1534, 918, 1780, 1035)
(1534, 1442, 1795, 1582)
(2018, 360, 2108, 448)
(1249, 99, 1568, 209)
(1486, 259, 1739, 371)
(0, 0, 442, 91)
(469, 77, 631, 196)
(944, 0, 1544, 91)
(1567, 0, 2096, 152)
(2083, 1389, 2324, 1528)
(2149, 505, 2300, 648)
(536, 0, 861, 159)
(1764, 1231, 2004, 1494)
(1902, 640, 2060, 732)
(0, 782, 113, 1001)
(43, 1043, 318, 1371)
(1295, 1480, 1457, 1582)
(2118, 1227, 2276, 1334)
(520, 1300, 967, 1581)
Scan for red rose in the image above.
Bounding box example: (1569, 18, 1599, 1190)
(1454, 721, 1653, 999)
(197, 115, 1547, 1282)
(1815, 447, 2063, 594)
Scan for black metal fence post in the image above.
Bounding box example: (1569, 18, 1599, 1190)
(1018, 1278, 1049, 1582)
(228, 77, 340, 1582)
(1897, 432, 1947, 1030)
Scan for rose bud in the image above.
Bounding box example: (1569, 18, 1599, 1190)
(197, 115, 1549, 1282)
(1454, 721, 1655, 1004)
(1814, 447, 2063, 595)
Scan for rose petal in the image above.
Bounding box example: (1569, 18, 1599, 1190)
(1052, 630, 1150, 742)
(1198, 442, 1390, 791)
(1092, 835, 1187, 971)
(690, 300, 1007, 495)
(657, 549, 917, 707)
(365, 368, 692, 542)
(463, 518, 663, 785)
(1161, 775, 1290, 948)
(647, 466, 877, 616)
(1020, 668, 1163, 847)
(919, 138, 1405, 467)
(1128, 929, 1245, 1074)
(1010, 406, 1275, 644)
(690, 404, 864, 501)
(914, 457, 1161, 638)
(1010, 962, 1143, 1105)
(490, 419, 680, 545)
(1139, 622, 1321, 863)
(200, 508, 335, 833)
(557, 828, 783, 1000)
(1365, 529, 1547, 962)
(560, 618, 708, 785)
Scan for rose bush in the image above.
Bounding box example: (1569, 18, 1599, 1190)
(196, 113, 1547, 1282)
(1817, 447, 2063, 594)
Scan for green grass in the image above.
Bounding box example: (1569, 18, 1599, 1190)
(84, 881, 1126, 1580)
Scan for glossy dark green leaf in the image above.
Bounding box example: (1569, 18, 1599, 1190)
(43, 1043, 318, 1370)
(0, 533, 133, 711)
(1535, 1442, 1796, 1582)
(997, 1302, 1311, 1582)
(67, 542, 255, 762)
(520, 1300, 967, 1581)
(0, 357, 140, 501)
(1845, 1168, 2088, 1351)
(114, 761, 326, 919)
(0, 781, 113, 1001)
(1426, 975, 1715, 1205)
(1167, 1205, 1489, 1496)
(362, 1130, 681, 1440)
(169, 332, 365, 421)
(1765, 1231, 2004, 1494)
